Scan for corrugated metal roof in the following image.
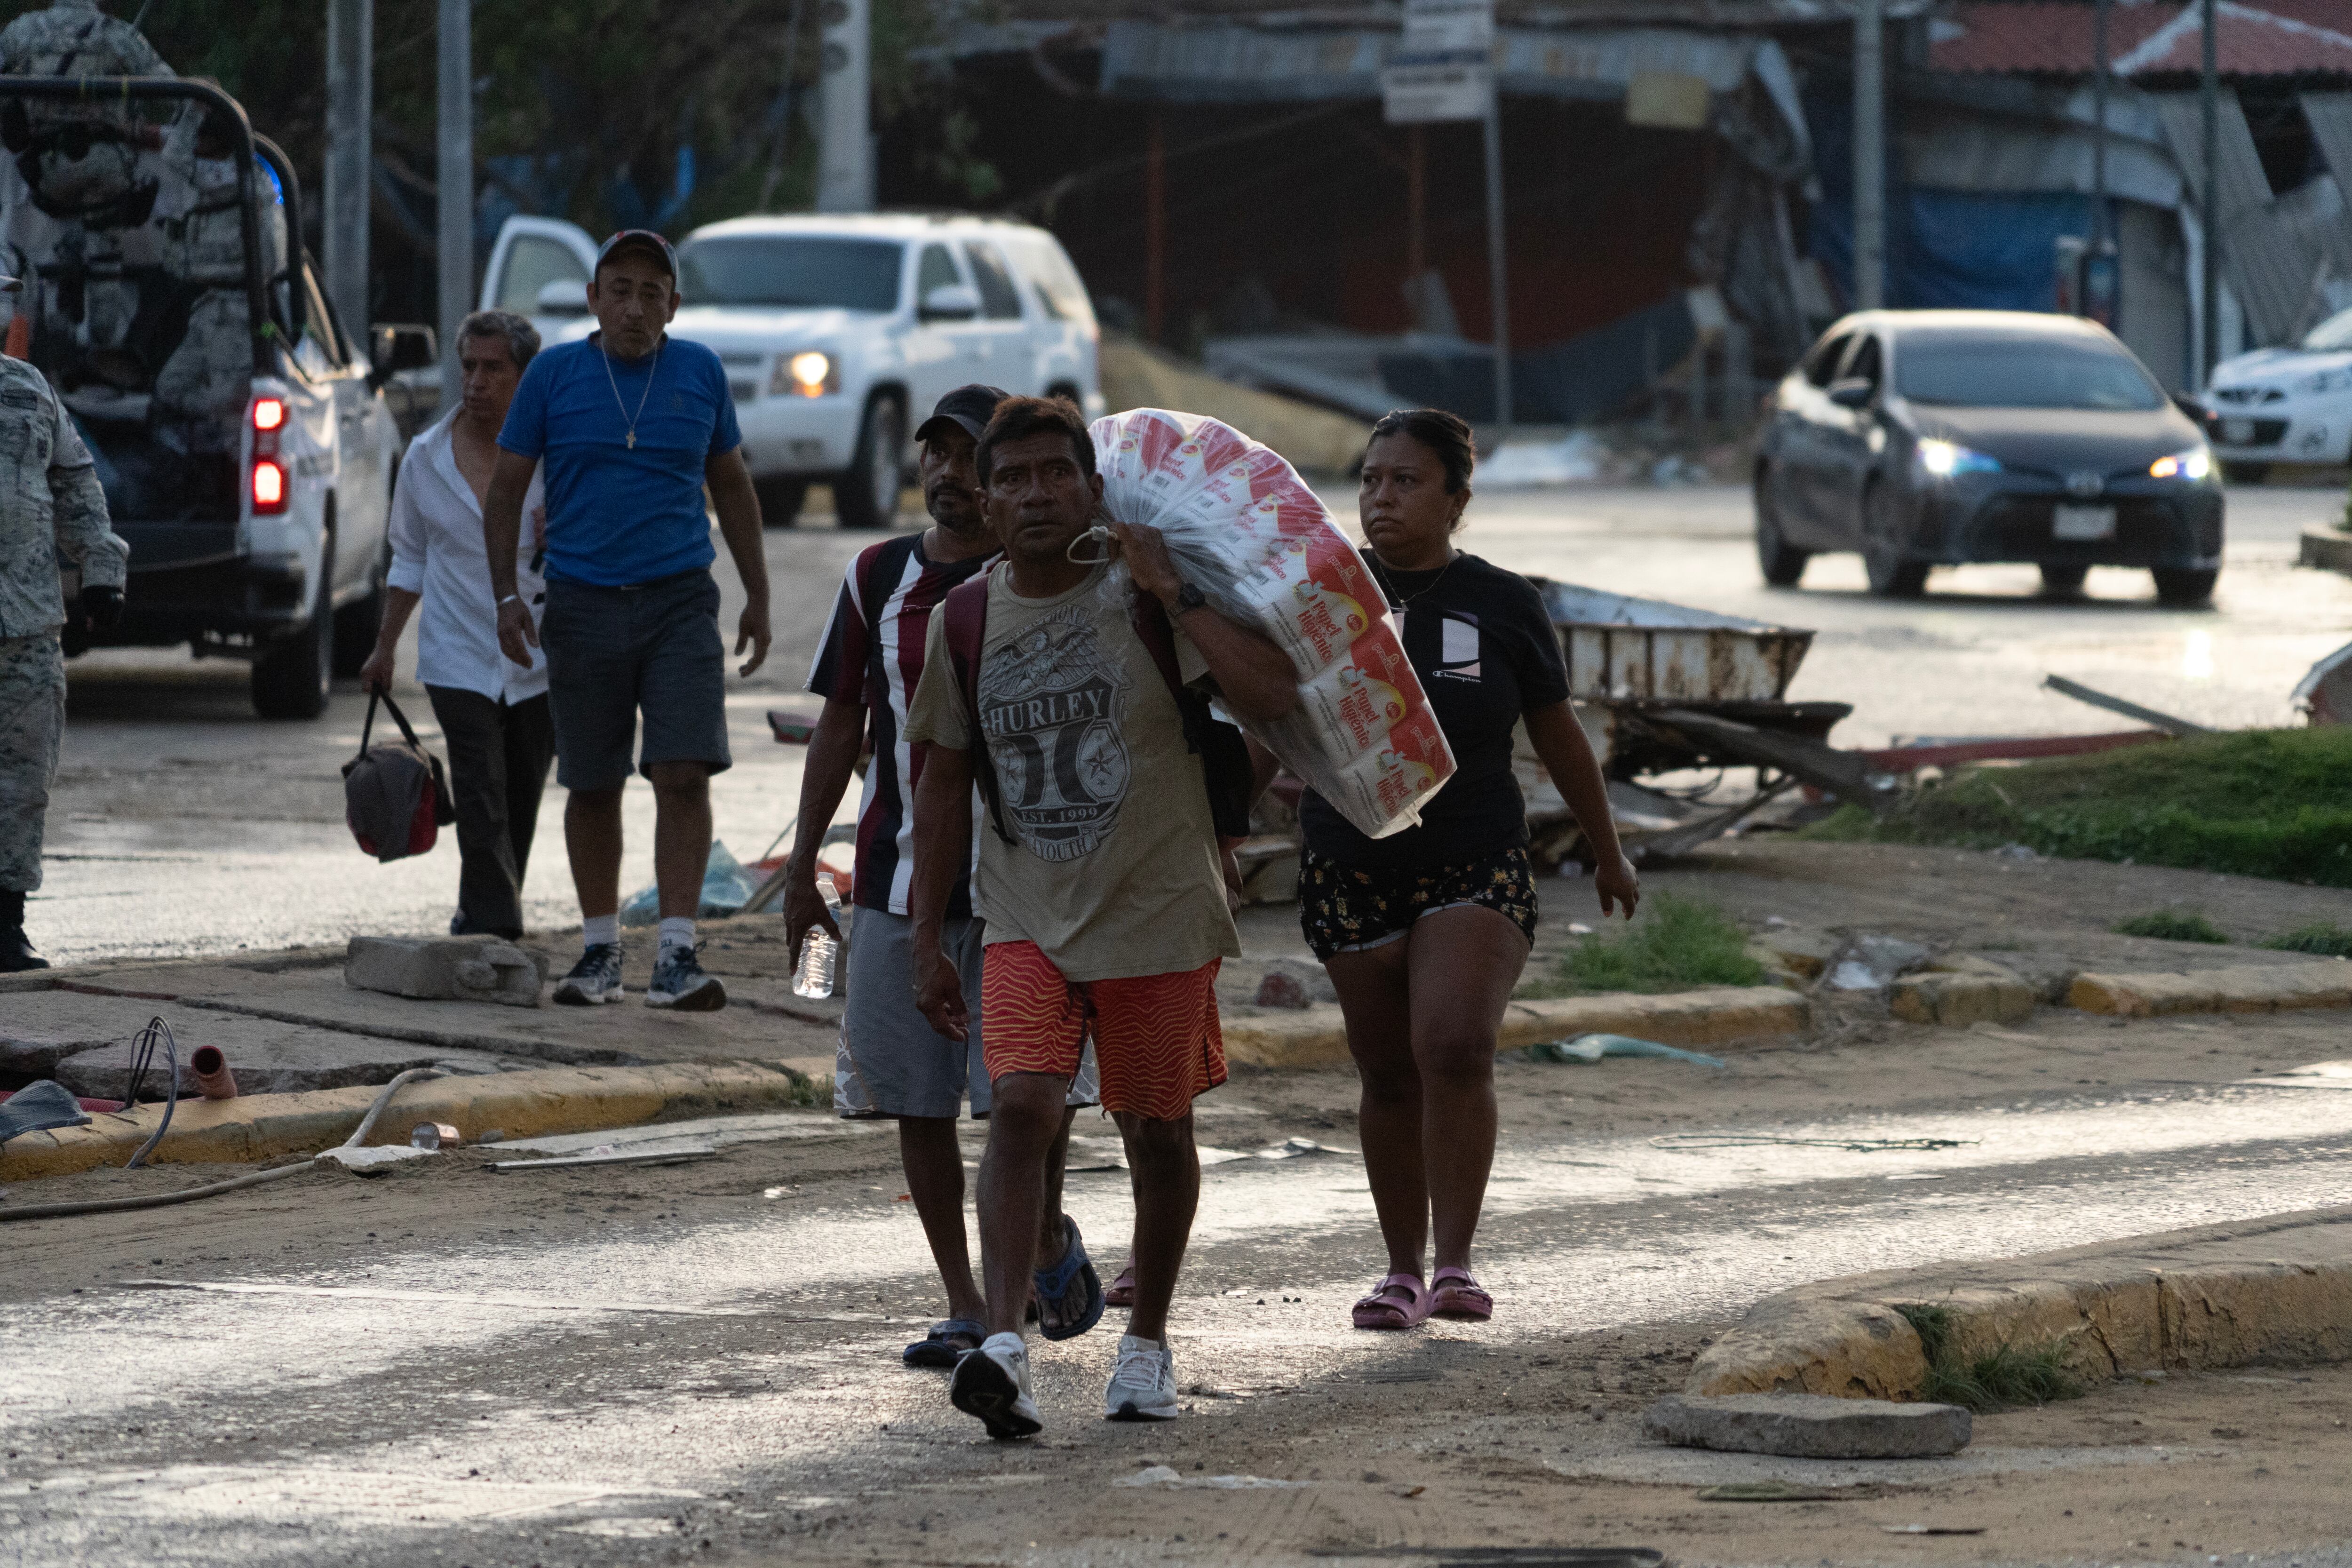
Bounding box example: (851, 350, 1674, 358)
(1930, 2, 2352, 80)
(2151, 88, 2336, 343)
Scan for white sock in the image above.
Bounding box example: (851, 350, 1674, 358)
(581, 914, 619, 949)
(658, 916, 696, 955)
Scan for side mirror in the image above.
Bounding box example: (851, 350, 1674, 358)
(536, 279, 590, 317)
(1827, 376, 1876, 410)
(366, 323, 437, 390)
(2173, 392, 2209, 422)
(920, 283, 981, 323)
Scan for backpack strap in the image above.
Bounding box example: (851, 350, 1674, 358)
(1131, 595, 1257, 840)
(939, 567, 1016, 845)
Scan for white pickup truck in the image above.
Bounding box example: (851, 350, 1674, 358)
(481, 212, 1103, 528)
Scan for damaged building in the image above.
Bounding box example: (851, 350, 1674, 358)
(898, 0, 2352, 426)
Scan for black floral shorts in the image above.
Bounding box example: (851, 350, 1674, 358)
(1298, 844, 1538, 962)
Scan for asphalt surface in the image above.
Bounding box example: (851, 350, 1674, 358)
(5, 1030, 2352, 1566)
(32, 476, 2352, 966)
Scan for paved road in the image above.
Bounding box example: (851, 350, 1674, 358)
(6, 1013, 2352, 1565)
(32, 478, 2352, 964)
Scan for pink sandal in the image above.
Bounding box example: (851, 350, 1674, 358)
(1105, 1264, 1136, 1308)
(1430, 1266, 1493, 1321)
(1351, 1272, 1432, 1331)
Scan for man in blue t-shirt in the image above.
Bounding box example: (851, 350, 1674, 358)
(483, 230, 773, 1012)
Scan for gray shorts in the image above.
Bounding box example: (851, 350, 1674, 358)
(541, 569, 731, 791)
(835, 908, 1098, 1120)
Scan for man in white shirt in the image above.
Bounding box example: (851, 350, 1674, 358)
(359, 311, 550, 939)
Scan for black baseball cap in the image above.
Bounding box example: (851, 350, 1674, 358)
(915, 383, 1012, 446)
(596, 229, 677, 280)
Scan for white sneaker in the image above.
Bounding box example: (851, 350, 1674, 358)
(950, 1331, 1041, 1440)
(1103, 1333, 1178, 1421)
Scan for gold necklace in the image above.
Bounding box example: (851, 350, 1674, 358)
(599, 336, 661, 450)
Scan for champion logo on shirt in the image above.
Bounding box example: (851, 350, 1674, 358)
(1429, 610, 1481, 682)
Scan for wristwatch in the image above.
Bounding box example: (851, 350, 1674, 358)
(1172, 581, 1207, 615)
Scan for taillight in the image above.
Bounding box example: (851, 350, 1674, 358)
(249, 397, 289, 514)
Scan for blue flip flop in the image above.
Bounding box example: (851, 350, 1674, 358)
(903, 1317, 985, 1369)
(1031, 1215, 1105, 1342)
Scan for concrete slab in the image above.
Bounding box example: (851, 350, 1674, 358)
(3, 993, 493, 1098)
(52, 958, 839, 1071)
(344, 935, 545, 1007)
(1642, 1392, 1971, 1458)
(1551, 1442, 2212, 1489)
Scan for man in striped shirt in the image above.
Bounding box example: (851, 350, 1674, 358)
(786, 385, 1103, 1369)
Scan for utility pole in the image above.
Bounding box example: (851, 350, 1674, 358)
(1481, 83, 1512, 430)
(2200, 0, 2219, 382)
(324, 0, 372, 347)
(1852, 0, 1885, 310)
(2091, 0, 2109, 246)
(815, 0, 873, 212)
(437, 0, 471, 411)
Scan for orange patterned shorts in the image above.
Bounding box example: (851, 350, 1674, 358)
(980, 941, 1226, 1122)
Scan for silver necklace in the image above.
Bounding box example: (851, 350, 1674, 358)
(1368, 549, 1460, 612)
(598, 335, 661, 450)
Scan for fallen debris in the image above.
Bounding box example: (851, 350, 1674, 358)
(2042, 674, 2208, 737)
(345, 935, 544, 1008)
(1521, 1035, 1727, 1068)
(1642, 1392, 1972, 1459)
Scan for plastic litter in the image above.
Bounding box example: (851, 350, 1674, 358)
(0, 1080, 92, 1143)
(619, 839, 758, 926)
(409, 1121, 461, 1151)
(1114, 1465, 1306, 1489)
(1820, 934, 1931, 992)
(1522, 1035, 1726, 1068)
(1091, 408, 1455, 839)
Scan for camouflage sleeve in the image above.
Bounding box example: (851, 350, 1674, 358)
(47, 389, 127, 589)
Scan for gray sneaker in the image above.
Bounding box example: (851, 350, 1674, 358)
(1103, 1333, 1178, 1422)
(553, 942, 622, 1005)
(646, 944, 726, 1011)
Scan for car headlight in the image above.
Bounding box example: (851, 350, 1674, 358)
(2301, 368, 2352, 397)
(2149, 446, 2212, 481)
(771, 350, 839, 398)
(1914, 438, 2002, 478)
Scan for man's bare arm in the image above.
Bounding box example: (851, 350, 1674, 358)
(781, 697, 865, 963)
(1111, 520, 1298, 723)
(706, 446, 772, 676)
(483, 449, 540, 667)
(907, 743, 976, 1043)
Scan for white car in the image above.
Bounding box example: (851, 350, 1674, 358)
(478, 212, 1103, 528)
(2202, 305, 2352, 480)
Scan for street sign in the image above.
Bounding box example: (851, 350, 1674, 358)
(1401, 0, 1494, 55)
(1384, 0, 1494, 126)
(1382, 61, 1492, 125)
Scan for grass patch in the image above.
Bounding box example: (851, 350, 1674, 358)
(1798, 728, 2352, 887)
(1521, 893, 1766, 997)
(778, 1067, 833, 1108)
(2111, 910, 2231, 944)
(1896, 1303, 2083, 1412)
(2260, 922, 2352, 957)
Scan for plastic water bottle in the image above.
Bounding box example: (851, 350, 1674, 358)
(794, 881, 842, 999)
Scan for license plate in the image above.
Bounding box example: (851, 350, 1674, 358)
(2053, 504, 2116, 541)
(2223, 417, 2256, 444)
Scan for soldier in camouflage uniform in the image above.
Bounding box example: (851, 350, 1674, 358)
(0, 268, 126, 970)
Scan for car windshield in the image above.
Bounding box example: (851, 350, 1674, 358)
(1896, 334, 2165, 411)
(676, 236, 904, 312)
(2302, 307, 2352, 352)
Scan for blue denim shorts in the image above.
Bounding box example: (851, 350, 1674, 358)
(540, 569, 731, 790)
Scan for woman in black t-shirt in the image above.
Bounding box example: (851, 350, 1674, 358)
(1300, 408, 1639, 1331)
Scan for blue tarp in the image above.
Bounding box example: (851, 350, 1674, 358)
(1806, 91, 2099, 314)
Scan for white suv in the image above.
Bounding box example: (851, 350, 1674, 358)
(479, 212, 1102, 528)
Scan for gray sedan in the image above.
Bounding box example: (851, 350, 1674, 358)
(1753, 310, 2224, 605)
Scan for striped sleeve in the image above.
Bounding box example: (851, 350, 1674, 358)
(804, 548, 874, 704)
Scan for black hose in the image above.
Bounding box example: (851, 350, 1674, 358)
(122, 1015, 179, 1170)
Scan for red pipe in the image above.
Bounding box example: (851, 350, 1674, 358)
(189, 1044, 238, 1100)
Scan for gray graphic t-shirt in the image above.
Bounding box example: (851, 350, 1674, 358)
(906, 564, 1238, 982)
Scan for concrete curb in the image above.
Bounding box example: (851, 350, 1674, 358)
(2068, 962, 2352, 1016)
(1688, 1206, 2352, 1400)
(2299, 525, 2352, 576)
(0, 1061, 818, 1183)
(1220, 985, 1807, 1070)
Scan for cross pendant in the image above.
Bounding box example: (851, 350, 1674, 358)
(626, 432, 636, 449)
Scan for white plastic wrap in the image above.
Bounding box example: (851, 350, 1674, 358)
(1091, 408, 1455, 839)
